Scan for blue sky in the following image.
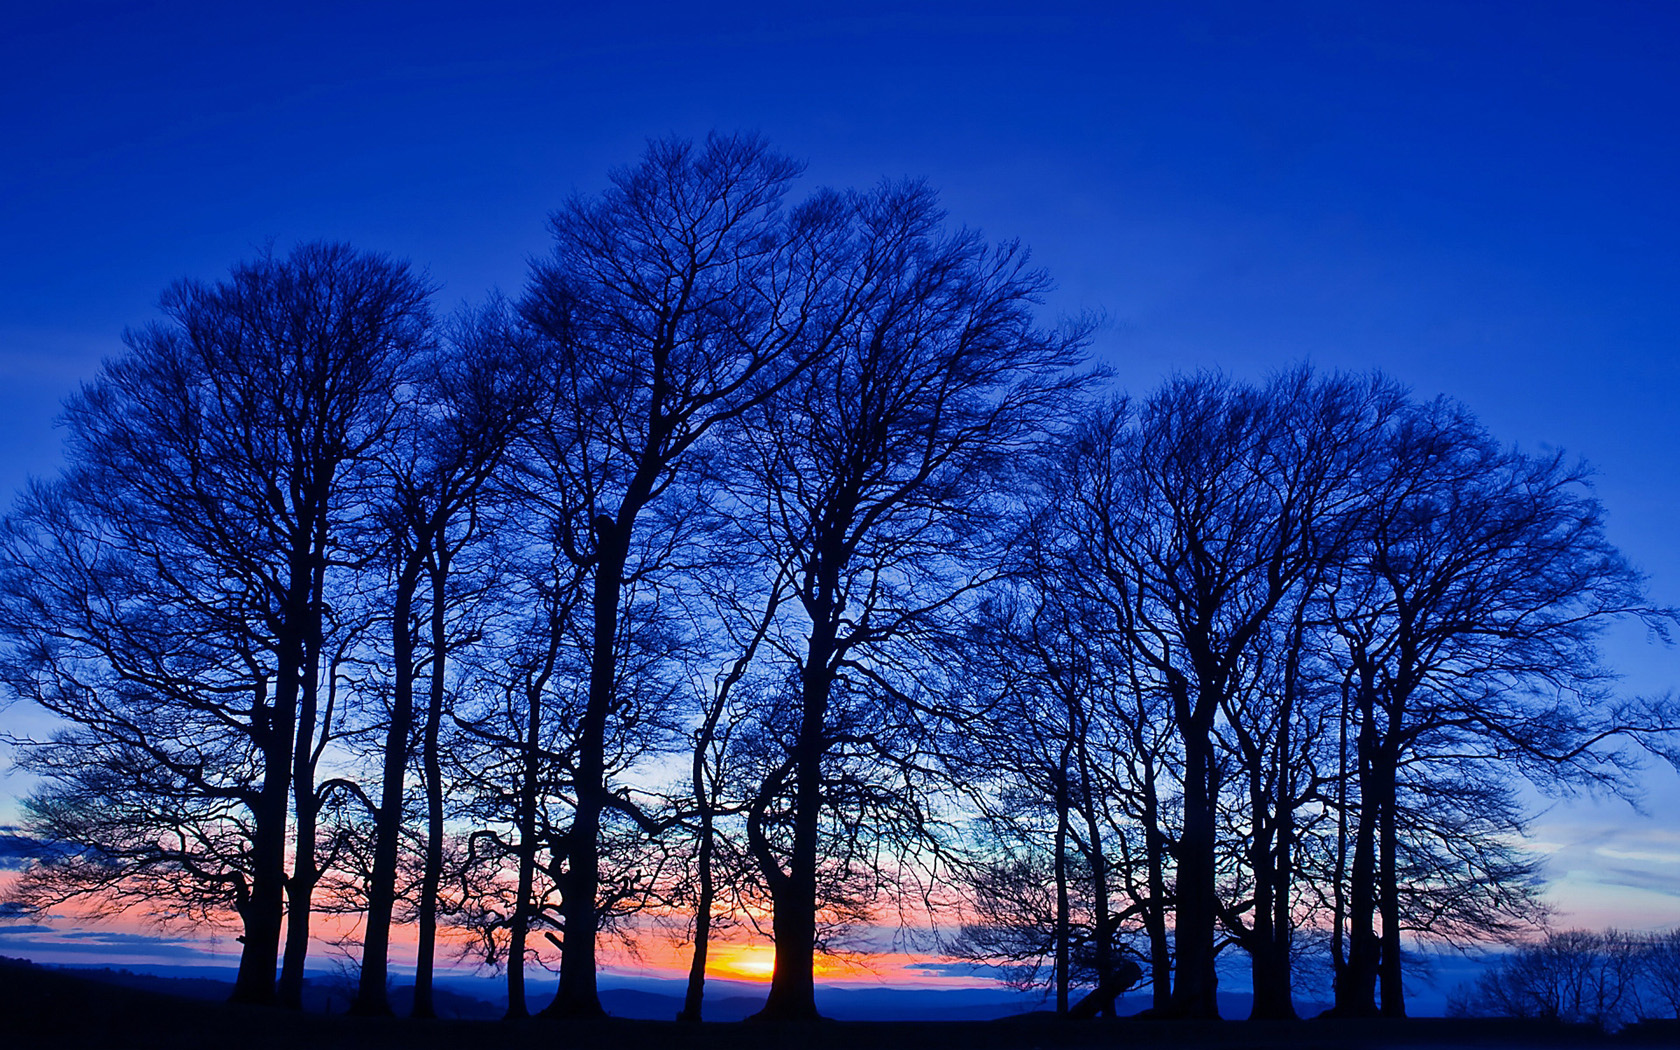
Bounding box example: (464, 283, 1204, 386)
(2, 0, 1678, 960)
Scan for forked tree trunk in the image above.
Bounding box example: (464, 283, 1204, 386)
(1332, 673, 1382, 1018)
(233, 683, 292, 1005)
(1141, 768, 1172, 1012)
(279, 536, 329, 1010)
(1165, 692, 1220, 1019)
(1248, 654, 1299, 1022)
(233, 550, 314, 1006)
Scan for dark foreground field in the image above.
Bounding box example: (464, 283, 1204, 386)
(2, 958, 1673, 1050)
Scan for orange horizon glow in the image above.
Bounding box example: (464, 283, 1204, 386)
(603, 933, 909, 985)
(0, 886, 967, 989)
(705, 942, 776, 981)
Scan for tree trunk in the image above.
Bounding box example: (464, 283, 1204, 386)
(1165, 696, 1219, 1019)
(679, 811, 716, 1022)
(234, 566, 309, 1007)
(352, 556, 423, 1015)
(1078, 767, 1113, 1017)
(1053, 758, 1071, 1015)
(413, 538, 451, 1019)
(761, 879, 820, 1020)
(278, 688, 321, 1009)
(1330, 677, 1351, 1004)
(754, 606, 834, 1022)
(1262, 801, 1298, 1020)
(681, 695, 725, 1023)
(1142, 771, 1172, 1012)
(544, 521, 624, 1018)
(1249, 795, 1297, 1022)
(279, 539, 328, 1010)
(1249, 655, 1298, 1022)
(1377, 744, 1406, 1018)
(506, 656, 544, 1019)
(1332, 673, 1381, 1017)
(232, 681, 292, 1005)
(1246, 820, 1295, 1018)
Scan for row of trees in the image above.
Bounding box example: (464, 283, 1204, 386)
(0, 133, 1673, 1022)
(1453, 927, 1680, 1029)
(946, 373, 1676, 1019)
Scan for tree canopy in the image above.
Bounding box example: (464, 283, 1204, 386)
(1, 134, 1674, 1025)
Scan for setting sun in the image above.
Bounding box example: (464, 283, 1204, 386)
(708, 944, 777, 981)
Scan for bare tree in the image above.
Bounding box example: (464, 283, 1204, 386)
(1052, 371, 1398, 1018)
(1452, 928, 1646, 1029)
(445, 549, 588, 1018)
(673, 557, 789, 1022)
(514, 132, 862, 1016)
(1635, 928, 1680, 1020)
(948, 580, 1142, 1014)
(351, 300, 541, 1015)
(1321, 396, 1670, 1017)
(729, 182, 1089, 1019)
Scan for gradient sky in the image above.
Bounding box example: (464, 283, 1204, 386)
(2, 0, 1678, 955)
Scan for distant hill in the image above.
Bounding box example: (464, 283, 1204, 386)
(39, 960, 502, 1019)
(31, 957, 1331, 1022)
(599, 986, 1037, 1021)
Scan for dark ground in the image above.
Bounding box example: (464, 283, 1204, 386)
(2, 957, 1674, 1049)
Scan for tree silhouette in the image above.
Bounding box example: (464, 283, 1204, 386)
(2, 136, 1676, 1032)
(1047, 372, 1396, 1018)
(352, 300, 542, 1015)
(728, 183, 1089, 1019)
(515, 132, 861, 1016)
(1321, 396, 1671, 1017)
(0, 243, 431, 1005)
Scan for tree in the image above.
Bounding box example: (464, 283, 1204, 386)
(1635, 927, 1680, 1020)
(1053, 371, 1398, 1018)
(1321, 396, 1668, 1017)
(948, 580, 1145, 1014)
(446, 549, 589, 1019)
(515, 132, 861, 1016)
(352, 300, 541, 1015)
(672, 558, 788, 1022)
(0, 243, 431, 1005)
(1453, 928, 1645, 1030)
(729, 182, 1089, 1019)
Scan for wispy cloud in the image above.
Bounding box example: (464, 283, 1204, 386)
(0, 921, 228, 965)
(901, 959, 1015, 980)
(1583, 864, 1680, 900)
(0, 826, 45, 871)
(0, 923, 56, 937)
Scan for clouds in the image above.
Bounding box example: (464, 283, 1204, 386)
(0, 923, 53, 936)
(902, 959, 1015, 981)
(1528, 814, 1680, 929)
(0, 826, 45, 871)
(0, 919, 235, 966)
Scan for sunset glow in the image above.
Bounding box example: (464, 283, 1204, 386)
(708, 943, 777, 981)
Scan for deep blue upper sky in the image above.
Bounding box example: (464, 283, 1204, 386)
(2, 0, 1678, 927)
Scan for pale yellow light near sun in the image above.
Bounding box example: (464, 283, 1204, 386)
(708, 943, 777, 980)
